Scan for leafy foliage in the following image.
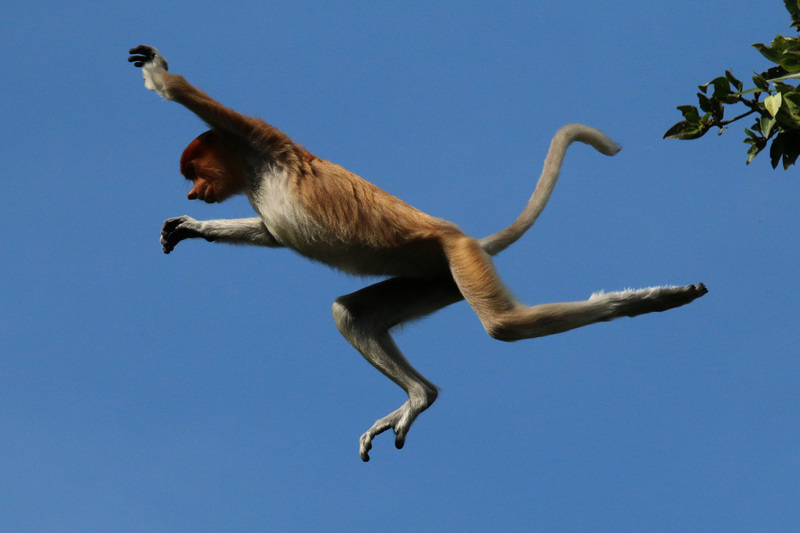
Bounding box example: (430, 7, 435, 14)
(665, 1, 800, 168)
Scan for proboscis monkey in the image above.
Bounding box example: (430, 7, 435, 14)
(129, 45, 707, 461)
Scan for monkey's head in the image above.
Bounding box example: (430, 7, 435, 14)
(180, 130, 246, 203)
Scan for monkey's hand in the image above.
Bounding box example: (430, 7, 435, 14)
(161, 216, 203, 254)
(128, 45, 170, 97)
(128, 45, 168, 70)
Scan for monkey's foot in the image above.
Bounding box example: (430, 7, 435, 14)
(359, 399, 426, 462)
(359, 402, 412, 462)
(592, 283, 708, 318)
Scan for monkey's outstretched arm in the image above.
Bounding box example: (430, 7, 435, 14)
(128, 46, 292, 149)
(161, 215, 282, 254)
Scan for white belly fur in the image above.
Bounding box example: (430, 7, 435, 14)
(247, 166, 321, 250)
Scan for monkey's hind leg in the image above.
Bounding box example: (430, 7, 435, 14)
(332, 276, 463, 461)
(441, 232, 707, 341)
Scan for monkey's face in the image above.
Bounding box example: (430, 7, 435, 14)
(180, 130, 246, 203)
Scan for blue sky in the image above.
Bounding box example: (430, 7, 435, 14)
(1, 1, 798, 531)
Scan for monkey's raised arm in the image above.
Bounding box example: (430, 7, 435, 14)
(128, 45, 292, 149)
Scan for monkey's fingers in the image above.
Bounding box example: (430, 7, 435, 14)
(160, 229, 183, 254)
(161, 216, 202, 254)
(128, 47, 153, 66)
(359, 435, 372, 462)
(128, 56, 154, 67)
(160, 237, 173, 254)
(162, 216, 187, 233)
(128, 45, 155, 57)
(128, 46, 167, 70)
(160, 230, 176, 253)
(160, 219, 181, 253)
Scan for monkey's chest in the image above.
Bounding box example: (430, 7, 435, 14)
(248, 174, 323, 248)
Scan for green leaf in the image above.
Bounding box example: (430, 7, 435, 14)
(785, 0, 800, 19)
(763, 65, 788, 81)
(765, 92, 783, 116)
(753, 74, 770, 91)
(774, 35, 800, 72)
(710, 76, 732, 99)
(787, 0, 800, 29)
(663, 121, 689, 139)
(725, 70, 743, 92)
(663, 121, 709, 140)
(739, 87, 764, 96)
(781, 132, 800, 167)
(746, 143, 763, 164)
(772, 35, 794, 55)
(770, 132, 786, 168)
(780, 55, 800, 73)
(712, 98, 725, 122)
(760, 116, 778, 138)
(753, 42, 782, 64)
(777, 92, 800, 128)
(697, 92, 713, 113)
(773, 81, 795, 94)
(744, 136, 767, 165)
(698, 76, 732, 99)
(677, 104, 701, 122)
(770, 131, 800, 169)
(753, 35, 800, 71)
(746, 148, 759, 165)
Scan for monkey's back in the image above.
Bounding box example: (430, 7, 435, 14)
(254, 157, 459, 277)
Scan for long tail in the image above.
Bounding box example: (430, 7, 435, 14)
(478, 123, 620, 256)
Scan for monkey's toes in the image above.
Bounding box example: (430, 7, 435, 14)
(665, 283, 708, 308)
(359, 434, 373, 462)
(680, 283, 708, 305)
(694, 283, 708, 296)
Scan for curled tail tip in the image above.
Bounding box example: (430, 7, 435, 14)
(589, 137, 621, 157)
(559, 123, 621, 157)
(588, 129, 621, 156)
